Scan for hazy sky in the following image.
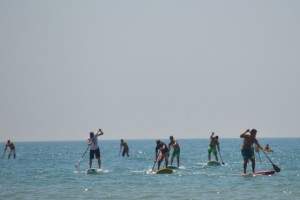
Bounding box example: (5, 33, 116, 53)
(1, 1, 299, 141)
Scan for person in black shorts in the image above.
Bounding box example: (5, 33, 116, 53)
(4, 140, 16, 159)
(155, 140, 170, 170)
(120, 139, 129, 157)
(87, 129, 104, 169)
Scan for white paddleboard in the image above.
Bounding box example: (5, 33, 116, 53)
(86, 168, 103, 174)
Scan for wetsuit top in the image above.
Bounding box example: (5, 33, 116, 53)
(121, 141, 129, 150)
(6, 142, 15, 150)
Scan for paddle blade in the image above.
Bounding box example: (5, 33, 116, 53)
(273, 164, 281, 173)
(75, 159, 82, 169)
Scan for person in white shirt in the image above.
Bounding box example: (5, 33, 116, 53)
(87, 129, 104, 169)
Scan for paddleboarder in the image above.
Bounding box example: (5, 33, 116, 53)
(168, 135, 180, 167)
(208, 132, 220, 161)
(240, 129, 262, 174)
(155, 140, 170, 170)
(87, 129, 104, 169)
(120, 139, 129, 157)
(4, 140, 16, 159)
(263, 144, 273, 152)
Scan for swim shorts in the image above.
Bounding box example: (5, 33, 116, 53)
(241, 148, 255, 161)
(171, 148, 180, 158)
(208, 146, 217, 154)
(90, 148, 101, 159)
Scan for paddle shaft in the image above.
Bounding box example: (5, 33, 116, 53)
(2, 149, 6, 159)
(151, 150, 160, 172)
(218, 151, 225, 165)
(80, 144, 90, 160)
(261, 147, 281, 172)
(257, 151, 262, 163)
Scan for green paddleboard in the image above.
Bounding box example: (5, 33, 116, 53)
(155, 168, 173, 174)
(207, 160, 221, 166)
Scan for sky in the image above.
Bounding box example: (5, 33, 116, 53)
(0, 1, 299, 142)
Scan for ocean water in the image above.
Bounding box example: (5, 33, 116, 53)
(0, 138, 299, 200)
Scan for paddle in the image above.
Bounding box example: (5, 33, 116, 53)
(255, 145, 261, 163)
(260, 147, 281, 172)
(74, 144, 90, 169)
(257, 151, 262, 163)
(151, 150, 160, 172)
(2, 148, 6, 159)
(74, 129, 100, 169)
(218, 150, 225, 165)
(119, 147, 121, 157)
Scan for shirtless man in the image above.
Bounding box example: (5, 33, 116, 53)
(168, 135, 180, 167)
(208, 132, 220, 161)
(240, 129, 262, 174)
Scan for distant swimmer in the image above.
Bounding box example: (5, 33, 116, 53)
(155, 140, 170, 170)
(87, 129, 104, 169)
(240, 129, 262, 174)
(208, 132, 220, 161)
(168, 135, 180, 167)
(4, 140, 16, 159)
(120, 139, 129, 157)
(263, 144, 273, 152)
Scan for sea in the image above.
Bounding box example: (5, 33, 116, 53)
(0, 138, 299, 200)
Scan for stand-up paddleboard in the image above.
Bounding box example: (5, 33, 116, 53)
(241, 170, 276, 176)
(253, 170, 275, 175)
(207, 160, 221, 166)
(167, 166, 179, 169)
(155, 168, 173, 174)
(86, 168, 103, 174)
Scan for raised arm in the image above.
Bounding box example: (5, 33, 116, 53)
(240, 129, 249, 138)
(96, 129, 104, 136)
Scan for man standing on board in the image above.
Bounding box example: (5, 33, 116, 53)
(87, 129, 104, 169)
(240, 129, 261, 174)
(208, 132, 220, 161)
(120, 139, 129, 157)
(4, 140, 16, 159)
(168, 135, 180, 167)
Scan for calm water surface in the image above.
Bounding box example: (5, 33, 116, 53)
(0, 138, 299, 199)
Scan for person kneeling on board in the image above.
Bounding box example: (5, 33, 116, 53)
(155, 140, 170, 170)
(87, 129, 104, 169)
